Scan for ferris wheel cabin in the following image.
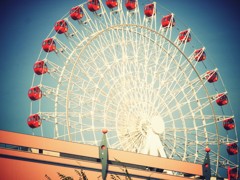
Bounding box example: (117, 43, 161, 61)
(179, 30, 191, 42)
(33, 60, 48, 75)
(125, 0, 137, 11)
(227, 143, 238, 155)
(88, 0, 100, 12)
(27, 114, 41, 128)
(144, 3, 155, 17)
(28, 86, 42, 101)
(54, 20, 68, 34)
(161, 14, 175, 28)
(228, 167, 239, 180)
(194, 48, 206, 61)
(70, 6, 84, 20)
(42, 38, 56, 52)
(106, 0, 118, 9)
(223, 117, 235, 130)
(216, 93, 228, 106)
(206, 70, 218, 83)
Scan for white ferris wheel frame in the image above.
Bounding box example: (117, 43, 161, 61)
(29, 0, 239, 177)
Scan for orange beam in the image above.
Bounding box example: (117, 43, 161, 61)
(0, 130, 203, 179)
(0, 148, 197, 180)
(0, 130, 99, 159)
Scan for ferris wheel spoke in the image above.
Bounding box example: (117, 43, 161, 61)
(192, 115, 234, 131)
(117, 132, 141, 151)
(160, 93, 215, 120)
(164, 115, 230, 130)
(210, 150, 238, 168)
(170, 83, 206, 107)
(155, 58, 191, 97)
(86, 34, 119, 67)
(158, 56, 195, 91)
(53, 37, 75, 56)
(98, 33, 120, 61)
(46, 61, 97, 91)
(56, 21, 87, 49)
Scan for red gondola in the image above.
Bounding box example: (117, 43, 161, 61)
(161, 14, 175, 28)
(70, 6, 84, 20)
(216, 93, 228, 106)
(228, 167, 238, 180)
(223, 118, 235, 130)
(54, 20, 68, 34)
(178, 30, 191, 42)
(27, 114, 41, 128)
(125, 0, 137, 11)
(144, 3, 155, 17)
(206, 70, 218, 83)
(106, 0, 118, 9)
(194, 48, 206, 61)
(42, 38, 56, 52)
(88, 0, 100, 12)
(33, 60, 48, 75)
(28, 86, 42, 101)
(227, 143, 238, 155)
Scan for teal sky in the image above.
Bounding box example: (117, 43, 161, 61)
(0, 0, 239, 169)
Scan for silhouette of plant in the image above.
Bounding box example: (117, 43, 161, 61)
(45, 159, 133, 180)
(45, 169, 88, 180)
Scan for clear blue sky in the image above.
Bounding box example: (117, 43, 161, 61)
(0, 0, 239, 145)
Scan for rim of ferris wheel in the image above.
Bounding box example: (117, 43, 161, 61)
(28, 0, 239, 178)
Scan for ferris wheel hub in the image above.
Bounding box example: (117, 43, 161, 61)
(150, 116, 165, 135)
(139, 120, 148, 136)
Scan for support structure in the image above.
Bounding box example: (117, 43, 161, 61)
(99, 129, 109, 180)
(202, 148, 211, 180)
(0, 130, 208, 179)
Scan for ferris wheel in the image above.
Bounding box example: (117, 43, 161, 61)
(27, 0, 239, 178)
